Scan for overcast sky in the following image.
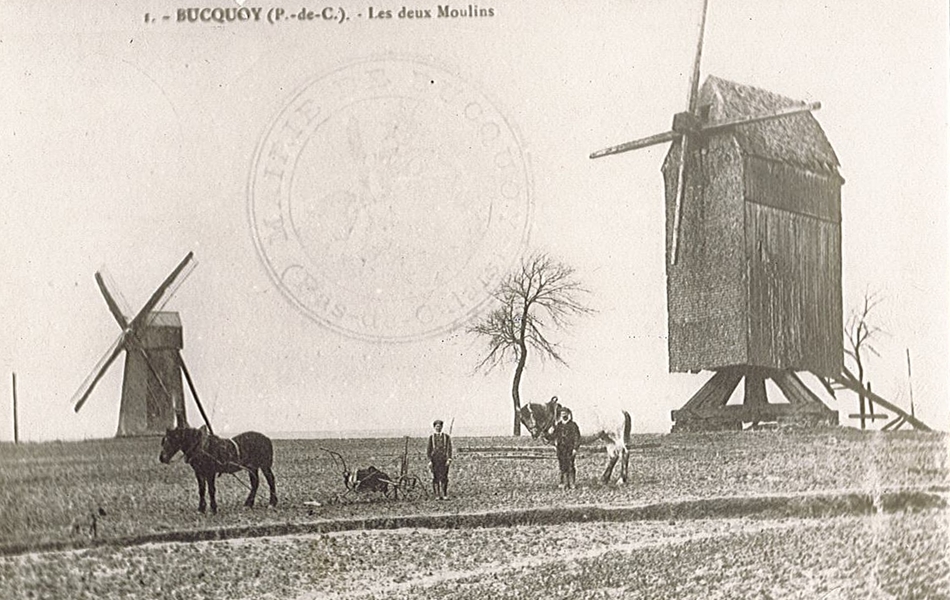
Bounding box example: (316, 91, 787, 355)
(1, 0, 947, 440)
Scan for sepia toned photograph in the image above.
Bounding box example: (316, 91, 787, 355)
(1, 0, 947, 597)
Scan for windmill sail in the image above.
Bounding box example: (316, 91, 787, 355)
(72, 331, 127, 412)
(96, 271, 131, 328)
(130, 252, 195, 331)
(72, 252, 195, 417)
(140, 258, 196, 330)
(701, 102, 822, 134)
(669, 0, 710, 265)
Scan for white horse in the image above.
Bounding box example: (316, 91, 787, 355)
(519, 396, 632, 485)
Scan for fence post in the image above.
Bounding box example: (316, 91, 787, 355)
(12, 373, 18, 444)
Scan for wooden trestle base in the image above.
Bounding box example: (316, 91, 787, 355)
(671, 367, 839, 432)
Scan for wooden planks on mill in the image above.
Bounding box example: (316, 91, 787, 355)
(662, 77, 842, 431)
(591, 0, 841, 431)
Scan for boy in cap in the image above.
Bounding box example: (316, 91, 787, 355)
(553, 407, 580, 489)
(426, 419, 453, 500)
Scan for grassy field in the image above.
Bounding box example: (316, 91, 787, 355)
(1, 429, 947, 598)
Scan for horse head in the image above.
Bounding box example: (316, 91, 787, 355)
(519, 396, 561, 439)
(159, 426, 196, 464)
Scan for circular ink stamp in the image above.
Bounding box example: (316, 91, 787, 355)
(248, 58, 533, 342)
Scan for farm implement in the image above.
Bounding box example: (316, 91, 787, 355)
(321, 437, 428, 503)
(458, 442, 660, 460)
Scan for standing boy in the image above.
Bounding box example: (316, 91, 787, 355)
(553, 407, 581, 489)
(427, 419, 453, 500)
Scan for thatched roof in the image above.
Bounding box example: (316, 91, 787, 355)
(700, 76, 841, 176)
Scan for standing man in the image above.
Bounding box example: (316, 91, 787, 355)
(553, 407, 581, 489)
(427, 419, 453, 500)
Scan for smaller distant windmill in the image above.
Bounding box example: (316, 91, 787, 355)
(72, 252, 214, 437)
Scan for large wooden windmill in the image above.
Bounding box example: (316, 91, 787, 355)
(72, 252, 213, 437)
(591, 0, 844, 431)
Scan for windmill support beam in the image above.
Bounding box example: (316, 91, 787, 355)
(672, 368, 838, 432)
(848, 413, 889, 421)
(882, 416, 906, 431)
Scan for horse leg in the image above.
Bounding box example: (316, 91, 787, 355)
(601, 451, 619, 485)
(208, 474, 218, 515)
(263, 466, 278, 506)
(620, 448, 630, 484)
(245, 468, 260, 508)
(196, 473, 207, 513)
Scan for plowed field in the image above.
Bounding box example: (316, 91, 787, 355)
(1, 429, 947, 598)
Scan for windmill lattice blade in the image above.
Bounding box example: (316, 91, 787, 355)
(72, 332, 126, 412)
(95, 272, 130, 329)
(590, 130, 679, 159)
(700, 102, 822, 134)
(129, 252, 195, 331)
(670, 136, 690, 266)
(140, 258, 197, 331)
(687, 0, 711, 112)
(98, 268, 135, 322)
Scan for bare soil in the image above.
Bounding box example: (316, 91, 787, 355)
(0, 429, 947, 598)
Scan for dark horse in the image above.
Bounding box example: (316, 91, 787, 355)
(159, 426, 278, 514)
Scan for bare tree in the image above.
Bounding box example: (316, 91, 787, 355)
(844, 290, 884, 427)
(469, 252, 593, 435)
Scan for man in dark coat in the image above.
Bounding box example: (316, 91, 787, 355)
(427, 419, 453, 500)
(553, 407, 581, 489)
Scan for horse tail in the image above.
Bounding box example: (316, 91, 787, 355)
(622, 410, 632, 447)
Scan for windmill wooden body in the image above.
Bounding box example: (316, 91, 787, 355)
(72, 252, 215, 437)
(663, 77, 842, 430)
(116, 311, 184, 436)
(591, 0, 842, 431)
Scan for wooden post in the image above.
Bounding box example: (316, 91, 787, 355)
(907, 349, 916, 419)
(858, 393, 867, 429)
(744, 373, 768, 406)
(178, 352, 213, 435)
(12, 373, 18, 444)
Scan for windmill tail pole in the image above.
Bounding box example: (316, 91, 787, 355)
(178, 352, 213, 435)
(837, 366, 932, 432)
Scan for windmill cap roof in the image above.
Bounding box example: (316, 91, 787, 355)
(699, 76, 841, 176)
(147, 311, 182, 328)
